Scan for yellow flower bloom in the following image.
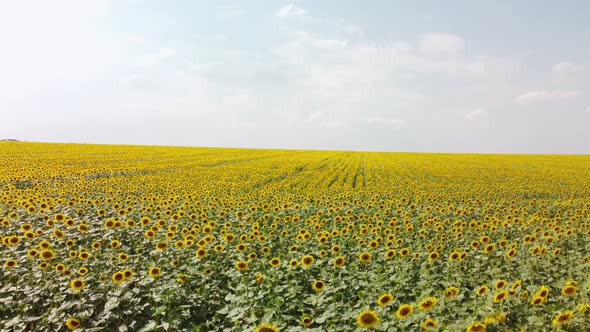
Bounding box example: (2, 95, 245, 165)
(357, 310, 380, 328)
(65, 317, 81, 330)
(70, 278, 85, 291)
(377, 293, 394, 307)
(396, 304, 414, 319)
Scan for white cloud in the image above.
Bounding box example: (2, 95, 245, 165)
(275, 4, 308, 19)
(465, 108, 487, 120)
(131, 48, 176, 67)
(552, 61, 584, 74)
(514, 90, 579, 104)
(420, 33, 465, 55)
(269, 29, 516, 117)
(367, 117, 407, 128)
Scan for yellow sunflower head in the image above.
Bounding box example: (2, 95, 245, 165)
(357, 310, 380, 328)
(148, 266, 162, 278)
(396, 304, 414, 319)
(65, 317, 81, 330)
(418, 297, 437, 311)
(235, 260, 248, 272)
(312, 280, 326, 292)
(70, 278, 85, 291)
(377, 293, 394, 307)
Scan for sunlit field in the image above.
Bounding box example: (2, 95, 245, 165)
(1, 142, 590, 331)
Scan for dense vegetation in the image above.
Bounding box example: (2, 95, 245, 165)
(1, 142, 590, 331)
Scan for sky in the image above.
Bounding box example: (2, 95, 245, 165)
(1, 0, 589, 153)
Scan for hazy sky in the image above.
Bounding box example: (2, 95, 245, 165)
(1, 1, 589, 153)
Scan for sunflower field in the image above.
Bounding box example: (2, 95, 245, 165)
(1, 142, 590, 332)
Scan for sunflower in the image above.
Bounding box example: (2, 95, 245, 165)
(428, 252, 440, 261)
(256, 273, 266, 283)
(301, 316, 313, 327)
(505, 248, 516, 259)
(493, 291, 508, 303)
(418, 297, 437, 311)
(483, 244, 495, 253)
(78, 267, 89, 276)
(27, 249, 39, 258)
(4, 259, 17, 269)
(289, 259, 299, 269)
(65, 317, 81, 330)
(552, 311, 574, 326)
(70, 278, 85, 291)
(484, 313, 503, 325)
(176, 274, 189, 284)
(40, 250, 55, 260)
(48, 255, 62, 270)
(530, 295, 545, 305)
(357, 310, 380, 328)
(331, 245, 341, 253)
(466, 322, 486, 332)
(112, 271, 125, 285)
(39, 240, 51, 249)
(494, 280, 507, 289)
(196, 248, 207, 258)
(400, 248, 410, 257)
(122, 269, 133, 280)
(253, 323, 279, 332)
(562, 285, 576, 297)
(156, 242, 169, 251)
(235, 260, 248, 272)
(79, 251, 90, 260)
(445, 287, 459, 298)
(359, 252, 372, 263)
(385, 249, 396, 259)
(118, 253, 129, 262)
(312, 280, 326, 292)
(8, 235, 21, 246)
(396, 304, 413, 319)
(148, 266, 162, 278)
(476, 285, 489, 296)
(510, 280, 522, 290)
(327, 256, 343, 269)
(269, 257, 281, 267)
(377, 293, 394, 307)
(422, 318, 438, 329)
(301, 255, 315, 269)
(536, 285, 549, 298)
(449, 251, 460, 261)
